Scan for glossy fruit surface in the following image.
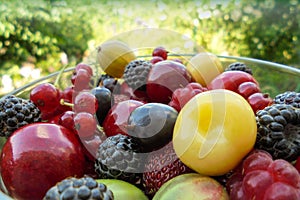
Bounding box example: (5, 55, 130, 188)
(127, 103, 178, 151)
(29, 83, 60, 119)
(0, 123, 85, 200)
(102, 100, 144, 137)
(169, 82, 208, 112)
(173, 89, 257, 176)
(153, 173, 229, 200)
(96, 179, 148, 200)
(186, 52, 223, 86)
(146, 60, 192, 104)
(152, 46, 168, 60)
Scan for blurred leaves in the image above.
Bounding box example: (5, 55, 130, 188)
(0, 0, 299, 96)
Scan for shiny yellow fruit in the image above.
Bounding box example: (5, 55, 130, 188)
(96, 40, 136, 78)
(186, 52, 223, 86)
(173, 89, 257, 176)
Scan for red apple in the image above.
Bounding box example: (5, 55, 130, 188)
(102, 100, 144, 137)
(0, 123, 85, 200)
(146, 60, 192, 104)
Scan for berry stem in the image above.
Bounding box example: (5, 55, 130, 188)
(60, 99, 74, 108)
(54, 64, 70, 88)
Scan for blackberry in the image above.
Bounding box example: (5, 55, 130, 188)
(96, 74, 120, 94)
(224, 62, 253, 75)
(94, 134, 145, 187)
(255, 104, 300, 161)
(274, 91, 300, 108)
(0, 95, 41, 137)
(43, 176, 114, 200)
(123, 60, 152, 91)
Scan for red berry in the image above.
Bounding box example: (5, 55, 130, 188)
(268, 159, 300, 188)
(247, 92, 273, 113)
(169, 82, 207, 112)
(242, 170, 274, 199)
(74, 112, 97, 138)
(72, 69, 92, 91)
(75, 63, 93, 76)
(152, 46, 168, 60)
(74, 91, 98, 114)
(150, 56, 164, 64)
(237, 81, 260, 98)
(263, 182, 300, 200)
(242, 150, 273, 175)
(59, 111, 75, 132)
(30, 83, 60, 119)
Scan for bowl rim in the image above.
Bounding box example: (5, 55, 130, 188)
(2, 55, 300, 99)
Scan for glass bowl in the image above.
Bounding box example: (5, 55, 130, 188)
(0, 55, 299, 199)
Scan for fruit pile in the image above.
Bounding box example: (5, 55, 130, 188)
(0, 40, 299, 200)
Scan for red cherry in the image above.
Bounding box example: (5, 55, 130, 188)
(102, 100, 144, 137)
(152, 46, 168, 60)
(150, 56, 164, 64)
(247, 92, 273, 113)
(74, 112, 97, 139)
(0, 123, 85, 200)
(208, 71, 258, 92)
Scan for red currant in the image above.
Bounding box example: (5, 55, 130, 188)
(263, 182, 300, 200)
(30, 83, 60, 119)
(59, 111, 75, 132)
(74, 91, 98, 114)
(72, 69, 92, 91)
(74, 112, 97, 138)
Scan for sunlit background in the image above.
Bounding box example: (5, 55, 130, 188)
(0, 0, 299, 96)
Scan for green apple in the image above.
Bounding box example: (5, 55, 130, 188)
(96, 179, 148, 200)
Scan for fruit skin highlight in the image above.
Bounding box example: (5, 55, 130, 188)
(0, 123, 85, 200)
(153, 173, 229, 200)
(96, 40, 136, 78)
(173, 89, 257, 176)
(186, 52, 223, 87)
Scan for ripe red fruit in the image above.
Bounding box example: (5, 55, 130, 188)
(75, 63, 93, 76)
(147, 60, 192, 104)
(0, 123, 85, 200)
(227, 150, 300, 200)
(59, 110, 75, 132)
(152, 46, 168, 60)
(150, 56, 164, 64)
(30, 83, 60, 119)
(143, 142, 193, 197)
(72, 68, 92, 91)
(169, 82, 208, 112)
(74, 91, 98, 114)
(208, 71, 273, 113)
(74, 112, 97, 138)
(102, 100, 144, 137)
(247, 92, 273, 113)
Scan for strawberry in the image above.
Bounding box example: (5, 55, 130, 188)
(142, 142, 193, 198)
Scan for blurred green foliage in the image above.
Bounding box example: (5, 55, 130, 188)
(0, 0, 299, 96)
